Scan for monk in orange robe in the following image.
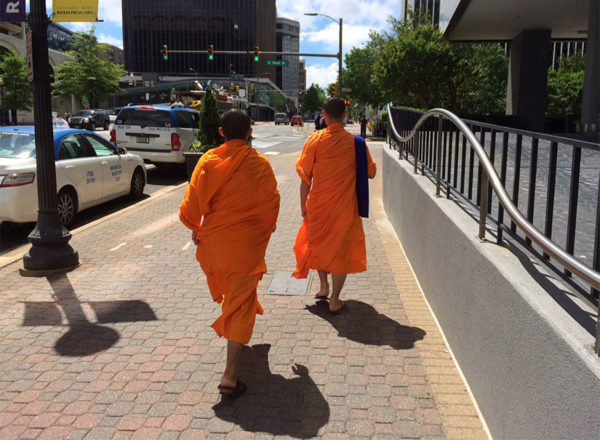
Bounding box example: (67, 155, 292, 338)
(293, 97, 376, 314)
(179, 109, 280, 397)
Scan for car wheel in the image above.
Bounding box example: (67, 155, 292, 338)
(57, 188, 77, 227)
(129, 168, 145, 199)
(89, 121, 96, 131)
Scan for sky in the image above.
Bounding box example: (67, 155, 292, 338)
(34, 0, 460, 89)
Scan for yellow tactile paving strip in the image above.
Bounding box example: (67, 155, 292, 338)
(370, 145, 491, 440)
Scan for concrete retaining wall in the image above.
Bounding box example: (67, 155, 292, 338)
(382, 146, 600, 440)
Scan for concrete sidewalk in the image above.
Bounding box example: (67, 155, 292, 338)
(0, 140, 488, 439)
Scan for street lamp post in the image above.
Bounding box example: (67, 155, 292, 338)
(22, 0, 79, 273)
(305, 12, 343, 97)
(0, 77, 4, 125)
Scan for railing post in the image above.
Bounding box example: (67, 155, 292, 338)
(479, 172, 488, 240)
(414, 131, 419, 174)
(436, 116, 443, 197)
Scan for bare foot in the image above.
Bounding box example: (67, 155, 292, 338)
(313, 286, 330, 299)
(329, 299, 345, 314)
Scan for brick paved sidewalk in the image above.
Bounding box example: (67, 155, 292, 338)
(0, 141, 488, 439)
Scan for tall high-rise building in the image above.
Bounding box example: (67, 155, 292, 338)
(298, 59, 307, 92)
(122, 0, 276, 79)
(404, 0, 441, 26)
(275, 17, 300, 98)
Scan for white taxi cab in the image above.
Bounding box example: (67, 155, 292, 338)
(0, 126, 146, 226)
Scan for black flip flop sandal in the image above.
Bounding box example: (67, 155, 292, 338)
(218, 380, 247, 397)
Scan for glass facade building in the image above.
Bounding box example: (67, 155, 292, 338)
(404, 0, 440, 26)
(122, 0, 276, 78)
(275, 18, 300, 98)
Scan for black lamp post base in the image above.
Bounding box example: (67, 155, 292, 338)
(22, 244, 80, 274)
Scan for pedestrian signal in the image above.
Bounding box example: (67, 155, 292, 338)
(253, 46, 260, 62)
(161, 44, 168, 61)
(208, 44, 214, 61)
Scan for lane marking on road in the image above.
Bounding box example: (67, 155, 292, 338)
(263, 151, 280, 156)
(109, 242, 127, 252)
(144, 245, 153, 249)
(252, 141, 279, 149)
(182, 241, 193, 251)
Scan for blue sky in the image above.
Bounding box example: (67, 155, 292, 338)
(36, 0, 459, 89)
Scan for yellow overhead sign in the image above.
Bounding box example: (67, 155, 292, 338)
(53, 0, 99, 22)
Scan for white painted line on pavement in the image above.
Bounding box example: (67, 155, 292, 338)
(264, 151, 280, 156)
(182, 241, 193, 251)
(109, 242, 127, 252)
(144, 245, 153, 249)
(252, 141, 279, 149)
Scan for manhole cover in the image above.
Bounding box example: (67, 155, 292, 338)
(266, 271, 311, 295)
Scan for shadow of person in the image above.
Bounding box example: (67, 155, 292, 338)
(212, 344, 329, 439)
(306, 299, 426, 349)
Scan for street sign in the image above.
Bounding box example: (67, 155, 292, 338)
(342, 87, 353, 93)
(266, 60, 289, 67)
(1, 0, 26, 22)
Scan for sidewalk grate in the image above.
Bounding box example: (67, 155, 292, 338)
(266, 271, 311, 295)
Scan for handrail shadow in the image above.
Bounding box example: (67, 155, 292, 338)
(212, 344, 329, 438)
(305, 300, 426, 349)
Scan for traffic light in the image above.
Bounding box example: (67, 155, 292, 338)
(332, 82, 338, 96)
(253, 46, 260, 62)
(298, 90, 304, 96)
(161, 44, 168, 61)
(208, 44, 214, 61)
(344, 99, 350, 105)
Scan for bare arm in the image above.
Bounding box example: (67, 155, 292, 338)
(300, 180, 310, 217)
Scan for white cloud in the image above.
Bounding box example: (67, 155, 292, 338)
(98, 0, 123, 27)
(306, 61, 339, 89)
(302, 22, 374, 54)
(98, 33, 123, 49)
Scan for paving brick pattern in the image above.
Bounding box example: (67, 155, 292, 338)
(0, 132, 487, 439)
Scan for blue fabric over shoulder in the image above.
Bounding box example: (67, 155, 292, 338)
(354, 135, 369, 218)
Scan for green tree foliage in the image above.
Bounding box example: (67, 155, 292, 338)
(0, 51, 33, 124)
(268, 91, 287, 111)
(303, 84, 325, 116)
(343, 33, 384, 107)
(196, 87, 222, 151)
(546, 54, 586, 117)
(346, 13, 509, 117)
(52, 27, 124, 108)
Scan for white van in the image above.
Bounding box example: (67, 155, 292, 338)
(111, 105, 200, 165)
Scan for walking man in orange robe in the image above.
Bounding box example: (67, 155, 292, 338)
(179, 109, 280, 397)
(293, 97, 377, 314)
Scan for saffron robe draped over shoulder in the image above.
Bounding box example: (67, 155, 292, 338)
(293, 122, 376, 278)
(179, 139, 280, 344)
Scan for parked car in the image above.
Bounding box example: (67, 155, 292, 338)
(68, 109, 111, 131)
(274, 113, 289, 125)
(290, 115, 303, 126)
(0, 126, 146, 226)
(111, 105, 200, 166)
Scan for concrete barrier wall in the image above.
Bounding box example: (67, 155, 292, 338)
(382, 146, 600, 440)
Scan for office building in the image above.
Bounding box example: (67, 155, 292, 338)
(275, 17, 300, 98)
(298, 59, 306, 92)
(122, 0, 276, 80)
(404, 0, 441, 26)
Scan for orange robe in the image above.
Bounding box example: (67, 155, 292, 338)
(293, 122, 376, 278)
(179, 139, 280, 344)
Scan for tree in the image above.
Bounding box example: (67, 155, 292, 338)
(302, 84, 325, 116)
(343, 32, 384, 107)
(546, 54, 586, 117)
(52, 27, 125, 108)
(0, 51, 33, 124)
(196, 87, 222, 152)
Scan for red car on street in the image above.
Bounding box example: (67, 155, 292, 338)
(290, 115, 303, 126)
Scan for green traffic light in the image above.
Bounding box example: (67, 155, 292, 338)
(163, 55, 167, 60)
(254, 56, 259, 62)
(209, 55, 214, 60)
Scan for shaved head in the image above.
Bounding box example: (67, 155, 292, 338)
(220, 109, 251, 140)
(323, 97, 346, 122)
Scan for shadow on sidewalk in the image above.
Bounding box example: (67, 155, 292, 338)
(306, 299, 426, 349)
(212, 344, 329, 439)
(21, 274, 157, 357)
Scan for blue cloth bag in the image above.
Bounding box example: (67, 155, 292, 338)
(354, 135, 369, 218)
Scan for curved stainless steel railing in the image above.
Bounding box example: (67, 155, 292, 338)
(386, 104, 600, 294)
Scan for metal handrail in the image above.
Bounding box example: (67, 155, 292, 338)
(387, 104, 600, 352)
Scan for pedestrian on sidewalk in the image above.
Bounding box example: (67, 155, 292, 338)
(360, 114, 368, 138)
(293, 97, 377, 314)
(179, 109, 280, 397)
